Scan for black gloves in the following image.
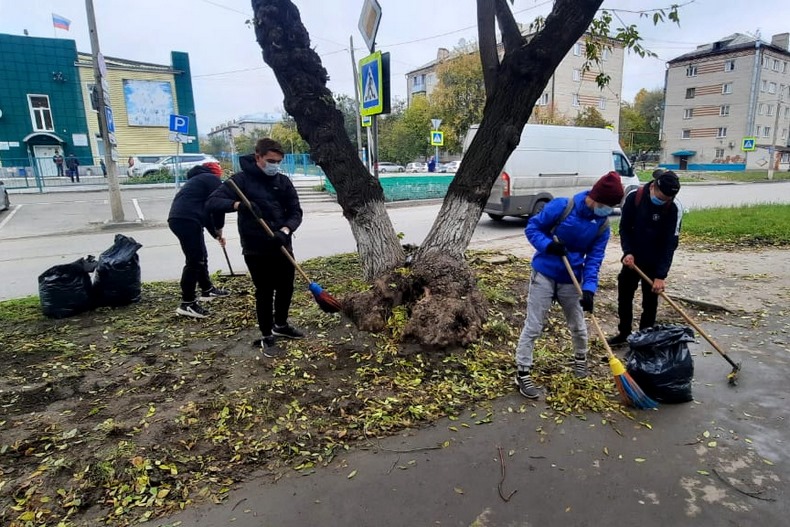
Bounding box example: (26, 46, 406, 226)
(273, 230, 290, 246)
(580, 290, 594, 313)
(242, 201, 262, 218)
(546, 240, 567, 257)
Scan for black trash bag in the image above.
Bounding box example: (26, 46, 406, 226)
(625, 324, 695, 404)
(94, 234, 143, 306)
(38, 256, 98, 318)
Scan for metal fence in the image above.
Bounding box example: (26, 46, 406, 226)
(0, 156, 128, 191)
(216, 152, 325, 177)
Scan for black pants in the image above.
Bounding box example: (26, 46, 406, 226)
(616, 265, 659, 335)
(169, 218, 212, 302)
(68, 168, 80, 182)
(245, 249, 295, 336)
(56, 164, 64, 176)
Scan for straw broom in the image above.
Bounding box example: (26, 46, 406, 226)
(556, 243, 657, 409)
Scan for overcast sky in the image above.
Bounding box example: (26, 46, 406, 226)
(1, 0, 788, 135)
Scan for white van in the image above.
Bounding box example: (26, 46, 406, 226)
(464, 124, 640, 221)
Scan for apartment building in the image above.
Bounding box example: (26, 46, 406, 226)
(405, 37, 625, 131)
(207, 113, 282, 142)
(662, 32, 790, 171)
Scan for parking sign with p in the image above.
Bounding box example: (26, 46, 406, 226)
(169, 114, 190, 134)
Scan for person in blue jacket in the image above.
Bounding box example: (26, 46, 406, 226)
(514, 171, 624, 399)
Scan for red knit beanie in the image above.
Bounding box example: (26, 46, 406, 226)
(589, 171, 624, 206)
(204, 162, 223, 177)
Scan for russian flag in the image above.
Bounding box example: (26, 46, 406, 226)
(52, 13, 71, 31)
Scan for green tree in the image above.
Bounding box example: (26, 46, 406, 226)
(200, 134, 230, 157)
(573, 106, 612, 128)
(618, 88, 663, 155)
(431, 50, 486, 153)
(378, 96, 433, 164)
(269, 121, 308, 154)
(251, 0, 680, 347)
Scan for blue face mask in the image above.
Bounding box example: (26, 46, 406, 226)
(263, 163, 280, 176)
(650, 195, 667, 206)
(594, 206, 613, 217)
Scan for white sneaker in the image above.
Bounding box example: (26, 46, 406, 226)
(176, 302, 210, 319)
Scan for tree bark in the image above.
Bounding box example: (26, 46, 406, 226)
(250, 0, 404, 280)
(418, 0, 603, 260)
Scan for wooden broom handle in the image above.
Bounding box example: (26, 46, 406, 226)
(226, 178, 312, 285)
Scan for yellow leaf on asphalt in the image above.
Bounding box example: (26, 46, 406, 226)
(347, 470, 357, 479)
(697, 470, 709, 475)
(763, 459, 774, 466)
(454, 487, 464, 494)
(634, 458, 646, 463)
(703, 430, 710, 438)
(707, 441, 717, 448)
(448, 426, 458, 432)
(603, 447, 609, 456)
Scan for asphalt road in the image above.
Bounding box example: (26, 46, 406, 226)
(1, 180, 789, 301)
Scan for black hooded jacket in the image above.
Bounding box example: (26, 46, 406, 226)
(206, 154, 302, 255)
(619, 180, 683, 279)
(167, 165, 225, 238)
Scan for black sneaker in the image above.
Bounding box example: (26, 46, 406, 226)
(199, 286, 230, 302)
(515, 371, 540, 399)
(606, 333, 629, 346)
(259, 335, 284, 358)
(272, 324, 304, 339)
(176, 301, 210, 319)
(574, 356, 589, 378)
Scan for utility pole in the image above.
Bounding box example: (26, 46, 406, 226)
(768, 91, 783, 181)
(349, 36, 364, 165)
(86, 0, 124, 222)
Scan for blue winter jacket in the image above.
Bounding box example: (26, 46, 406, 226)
(526, 191, 610, 293)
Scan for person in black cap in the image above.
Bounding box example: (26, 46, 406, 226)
(608, 170, 683, 345)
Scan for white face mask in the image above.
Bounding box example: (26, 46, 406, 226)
(263, 163, 280, 176)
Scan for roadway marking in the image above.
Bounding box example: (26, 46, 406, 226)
(0, 204, 23, 231)
(132, 198, 145, 221)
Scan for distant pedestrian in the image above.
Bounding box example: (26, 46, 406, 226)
(66, 153, 80, 183)
(428, 156, 436, 173)
(168, 161, 230, 319)
(53, 149, 64, 177)
(99, 159, 107, 177)
(127, 156, 135, 176)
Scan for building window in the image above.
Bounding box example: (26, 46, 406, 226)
(681, 129, 691, 139)
(572, 69, 581, 82)
(717, 127, 727, 138)
(772, 59, 780, 71)
(761, 80, 768, 92)
(685, 87, 695, 99)
(573, 42, 582, 56)
(86, 84, 99, 112)
(785, 106, 790, 118)
(536, 93, 549, 106)
(763, 126, 770, 138)
(762, 55, 769, 68)
(722, 83, 732, 94)
(28, 94, 54, 132)
(768, 82, 777, 94)
(767, 104, 775, 116)
(572, 94, 580, 107)
(784, 62, 788, 74)
(715, 148, 725, 158)
(724, 60, 735, 72)
(598, 97, 606, 110)
(683, 108, 693, 119)
(759, 103, 766, 115)
(755, 125, 762, 136)
(720, 105, 730, 116)
(602, 48, 610, 61)
(686, 65, 698, 77)
(782, 128, 788, 140)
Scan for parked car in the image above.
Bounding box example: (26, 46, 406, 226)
(405, 162, 428, 173)
(443, 160, 461, 173)
(130, 153, 219, 177)
(0, 180, 9, 211)
(376, 162, 405, 173)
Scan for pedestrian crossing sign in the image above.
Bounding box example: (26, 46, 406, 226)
(430, 130, 444, 146)
(359, 51, 390, 116)
(741, 137, 756, 151)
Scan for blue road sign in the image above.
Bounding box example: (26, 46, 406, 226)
(360, 51, 383, 116)
(105, 107, 115, 133)
(430, 131, 444, 146)
(169, 114, 190, 134)
(741, 137, 756, 152)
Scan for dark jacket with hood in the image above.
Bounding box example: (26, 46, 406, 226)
(206, 154, 302, 255)
(619, 180, 683, 279)
(168, 165, 225, 238)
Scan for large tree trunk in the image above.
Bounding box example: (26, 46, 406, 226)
(250, 0, 404, 280)
(418, 0, 604, 260)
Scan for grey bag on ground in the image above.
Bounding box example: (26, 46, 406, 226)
(93, 234, 143, 306)
(625, 324, 695, 403)
(38, 256, 97, 318)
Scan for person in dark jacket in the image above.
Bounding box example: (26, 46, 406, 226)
(515, 172, 624, 398)
(66, 153, 80, 183)
(607, 170, 682, 345)
(168, 161, 229, 319)
(206, 138, 303, 357)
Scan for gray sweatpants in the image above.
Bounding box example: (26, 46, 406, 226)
(515, 271, 589, 371)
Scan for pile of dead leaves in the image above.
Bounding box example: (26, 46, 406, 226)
(0, 251, 633, 526)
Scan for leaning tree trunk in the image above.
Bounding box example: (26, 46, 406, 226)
(251, 0, 404, 280)
(417, 0, 604, 260)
